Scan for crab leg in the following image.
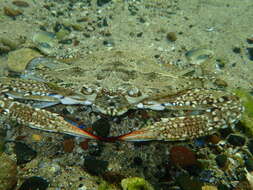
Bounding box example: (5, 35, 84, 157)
(0, 98, 99, 139)
(0, 77, 92, 107)
(119, 89, 243, 141)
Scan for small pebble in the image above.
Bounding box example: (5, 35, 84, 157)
(12, 0, 29, 7)
(79, 139, 89, 150)
(88, 142, 102, 157)
(214, 78, 228, 88)
(4, 7, 23, 17)
(232, 47, 241, 54)
(31, 134, 42, 142)
(166, 32, 177, 42)
(247, 37, 253, 44)
(185, 48, 213, 65)
(227, 134, 246, 146)
(170, 146, 197, 167)
(201, 185, 218, 190)
(72, 24, 83, 31)
(208, 134, 221, 144)
(133, 156, 143, 166)
(219, 127, 233, 138)
(63, 138, 75, 153)
(103, 39, 114, 47)
(59, 39, 72, 44)
(97, 0, 111, 6)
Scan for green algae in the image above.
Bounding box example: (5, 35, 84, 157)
(121, 177, 154, 190)
(98, 181, 118, 190)
(234, 89, 253, 137)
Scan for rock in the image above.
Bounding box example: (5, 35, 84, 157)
(245, 159, 253, 172)
(215, 154, 228, 168)
(0, 153, 17, 190)
(232, 47, 241, 54)
(227, 134, 246, 146)
(7, 48, 41, 72)
(247, 140, 253, 155)
(121, 177, 154, 190)
(56, 28, 70, 40)
(32, 31, 58, 55)
(176, 174, 203, 190)
(219, 127, 233, 138)
(92, 118, 110, 138)
(0, 36, 25, 50)
(0, 43, 11, 54)
(83, 156, 108, 175)
(19, 176, 49, 190)
(170, 145, 197, 167)
(14, 142, 37, 165)
(38, 161, 61, 177)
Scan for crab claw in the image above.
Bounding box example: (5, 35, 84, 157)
(0, 98, 99, 140)
(118, 109, 239, 142)
(117, 116, 210, 141)
(120, 89, 243, 142)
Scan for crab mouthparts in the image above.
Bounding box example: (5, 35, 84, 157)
(94, 95, 131, 116)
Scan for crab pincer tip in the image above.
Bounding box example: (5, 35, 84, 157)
(117, 130, 156, 142)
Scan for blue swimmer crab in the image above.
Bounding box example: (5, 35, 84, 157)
(0, 49, 243, 141)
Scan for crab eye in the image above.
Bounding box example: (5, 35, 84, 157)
(127, 88, 142, 97)
(81, 86, 94, 95)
